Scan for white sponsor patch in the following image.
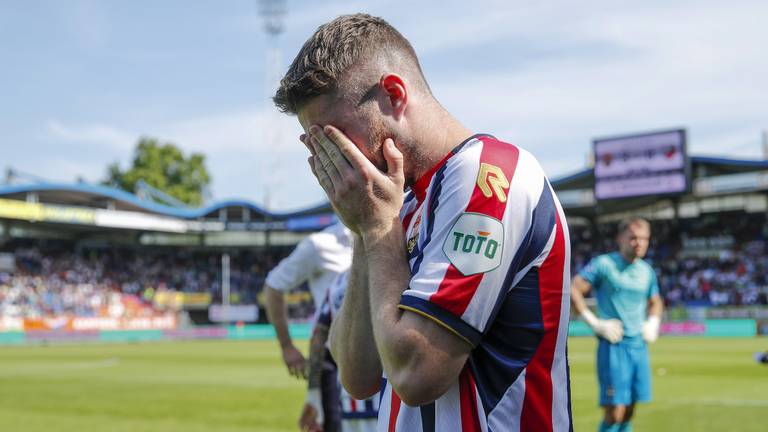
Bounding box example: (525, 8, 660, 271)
(442, 213, 504, 276)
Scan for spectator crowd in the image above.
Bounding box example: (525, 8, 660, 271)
(0, 242, 288, 319)
(3, 212, 768, 321)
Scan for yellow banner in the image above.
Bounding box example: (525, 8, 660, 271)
(0, 198, 95, 225)
(0, 198, 43, 221)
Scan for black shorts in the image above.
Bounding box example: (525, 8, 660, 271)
(321, 349, 341, 432)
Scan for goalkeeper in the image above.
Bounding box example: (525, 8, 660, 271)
(571, 217, 664, 432)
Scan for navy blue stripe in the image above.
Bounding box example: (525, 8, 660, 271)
(365, 398, 375, 413)
(482, 180, 557, 334)
(470, 267, 544, 414)
(379, 377, 387, 402)
(420, 403, 436, 432)
(411, 163, 448, 276)
(400, 295, 482, 346)
(410, 134, 480, 276)
(342, 412, 378, 419)
(404, 190, 416, 204)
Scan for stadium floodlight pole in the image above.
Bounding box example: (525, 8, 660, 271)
(222, 253, 231, 323)
(259, 0, 286, 210)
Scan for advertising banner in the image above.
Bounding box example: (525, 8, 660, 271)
(209, 305, 259, 323)
(0, 198, 96, 225)
(593, 129, 688, 200)
(22, 314, 176, 331)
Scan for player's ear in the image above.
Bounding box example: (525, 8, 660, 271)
(379, 73, 407, 120)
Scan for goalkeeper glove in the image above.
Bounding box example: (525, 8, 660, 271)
(642, 315, 661, 343)
(581, 309, 623, 344)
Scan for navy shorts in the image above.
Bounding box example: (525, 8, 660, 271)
(321, 350, 342, 432)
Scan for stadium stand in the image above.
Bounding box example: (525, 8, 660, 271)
(2, 151, 768, 330)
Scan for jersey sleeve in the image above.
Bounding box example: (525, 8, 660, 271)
(399, 139, 556, 347)
(265, 237, 317, 291)
(578, 257, 603, 288)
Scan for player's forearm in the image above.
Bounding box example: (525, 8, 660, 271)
(647, 295, 664, 318)
(329, 236, 382, 398)
(570, 284, 590, 316)
(363, 222, 443, 404)
(307, 324, 329, 390)
(264, 286, 294, 349)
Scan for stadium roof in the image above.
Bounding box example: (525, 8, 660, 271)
(2, 154, 767, 228)
(0, 182, 331, 221)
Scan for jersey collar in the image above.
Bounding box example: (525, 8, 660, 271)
(410, 133, 493, 202)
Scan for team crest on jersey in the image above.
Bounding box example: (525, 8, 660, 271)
(443, 212, 504, 275)
(476, 162, 510, 203)
(406, 214, 422, 254)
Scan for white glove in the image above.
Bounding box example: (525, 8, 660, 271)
(582, 309, 624, 344)
(305, 388, 324, 426)
(643, 315, 661, 343)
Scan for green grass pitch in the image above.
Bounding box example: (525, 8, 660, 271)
(0, 337, 766, 431)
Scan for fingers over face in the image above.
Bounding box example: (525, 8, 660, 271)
(310, 135, 343, 185)
(299, 134, 315, 156)
(309, 125, 351, 175)
(311, 124, 376, 174)
(309, 154, 335, 197)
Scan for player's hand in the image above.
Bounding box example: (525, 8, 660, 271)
(304, 125, 404, 237)
(581, 309, 623, 344)
(642, 315, 661, 343)
(299, 388, 324, 432)
(281, 344, 308, 379)
(593, 319, 624, 344)
(298, 402, 322, 432)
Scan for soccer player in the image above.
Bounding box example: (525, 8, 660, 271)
(300, 271, 379, 432)
(571, 217, 664, 432)
(273, 14, 573, 431)
(264, 222, 352, 432)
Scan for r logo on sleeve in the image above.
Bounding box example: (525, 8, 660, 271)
(476, 162, 510, 203)
(443, 212, 504, 276)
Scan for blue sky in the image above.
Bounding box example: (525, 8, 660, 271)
(2, 0, 767, 211)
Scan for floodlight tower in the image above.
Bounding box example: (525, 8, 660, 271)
(259, 0, 286, 210)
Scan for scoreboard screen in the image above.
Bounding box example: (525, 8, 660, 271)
(593, 129, 688, 200)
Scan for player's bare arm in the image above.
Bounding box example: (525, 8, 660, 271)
(299, 321, 328, 432)
(308, 124, 471, 406)
(647, 294, 663, 317)
(571, 275, 624, 343)
(328, 235, 382, 399)
(264, 284, 307, 378)
(570, 275, 593, 316)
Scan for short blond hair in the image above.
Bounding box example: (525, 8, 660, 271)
(273, 13, 428, 114)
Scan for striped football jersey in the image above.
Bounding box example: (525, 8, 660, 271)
(378, 134, 573, 432)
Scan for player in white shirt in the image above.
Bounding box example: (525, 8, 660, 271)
(264, 222, 352, 431)
(300, 271, 379, 432)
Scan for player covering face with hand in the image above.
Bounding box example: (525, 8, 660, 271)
(571, 217, 664, 432)
(274, 13, 573, 432)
